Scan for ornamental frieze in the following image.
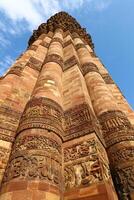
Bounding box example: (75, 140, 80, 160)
(98, 110, 132, 135)
(64, 103, 94, 141)
(81, 62, 99, 76)
(98, 110, 133, 147)
(17, 97, 64, 137)
(44, 54, 64, 70)
(12, 135, 61, 157)
(64, 139, 96, 162)
(27, 57, 42, 72)
(108, 146, 134, 165)
(3, 152, 61, 186)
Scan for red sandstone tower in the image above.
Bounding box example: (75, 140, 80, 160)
(0, 12, 134, 200)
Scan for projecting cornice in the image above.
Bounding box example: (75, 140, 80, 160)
(28, 11, 94, 50)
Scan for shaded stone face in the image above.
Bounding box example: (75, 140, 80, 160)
(0, 11, 134, 200)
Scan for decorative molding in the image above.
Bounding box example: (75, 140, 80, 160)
(81, 62, 99, 76)
(3, 151, 61, 186)
(12, 135, 61, 156)
(28, 12, 94, 50)
(17, 97, 64, 138)
(44, 54, 64, 70)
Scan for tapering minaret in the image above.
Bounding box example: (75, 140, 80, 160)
(0, 12, 134, 200)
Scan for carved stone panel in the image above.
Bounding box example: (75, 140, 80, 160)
(64, 103, 94, 141)
(18, 97, 64, 138)
(63, 139, 104, 190)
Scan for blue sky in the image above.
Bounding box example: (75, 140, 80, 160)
(0, 0, 133, 109)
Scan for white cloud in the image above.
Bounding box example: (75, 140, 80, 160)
(0, 0, 111, 33)
(0, 33, 10, 47)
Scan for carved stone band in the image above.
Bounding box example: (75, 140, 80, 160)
(64, 55, 79, 71)
(44, 54, 64, 70)
(63, 39, 73, 48)
(27, 57, 43, 72)
(52, 37, 63, 47)
(17, 97, 64, 138)
(81, 62, 99, 76)
(40, 41, 50, 48)
(63, 103, 94, 141)
(98, 110, 134, 147)
(3, 150, 62, 186)
(75, 43, 85, 51)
